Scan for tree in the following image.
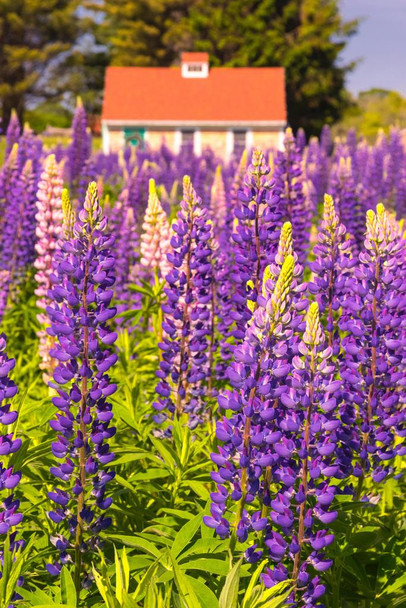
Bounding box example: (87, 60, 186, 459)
(92, 0, 190, 67)
(0, 0, 82, 129)
(168, 0, 359, 134)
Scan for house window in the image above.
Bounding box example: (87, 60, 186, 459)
(234, 130, 247, 154)
(181, 130, 194, 151)
(187, 64, 203, 73)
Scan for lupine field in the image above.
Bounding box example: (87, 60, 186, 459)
(0, 103, 405, 608)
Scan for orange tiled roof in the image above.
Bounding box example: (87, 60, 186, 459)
(102, 66, 286, 123)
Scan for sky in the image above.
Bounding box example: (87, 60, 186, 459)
(340, 0, 406, 97)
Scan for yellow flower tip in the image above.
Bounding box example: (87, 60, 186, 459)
(285, 127, 293, 137)
(10, 142, 19, 158)
(366, 209, 375, 222)
(76, 96, 83, 108)
(149, 178, 156, 196)
(376, 202, 385, 216)
(308, 301, 319, 317)
(281, 221, 292, 237)
(183, 175, 191, 188)
(215, 165, 222, 177)
(324, 193, 334, 206)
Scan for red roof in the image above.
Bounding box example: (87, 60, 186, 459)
(102, 66, 286, 124)
(181, 52, 209, 63)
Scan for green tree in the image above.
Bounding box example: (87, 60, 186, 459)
(92, 0, 190, 67)
(0, 0, 82, 129)
(169, 0, 359, 134)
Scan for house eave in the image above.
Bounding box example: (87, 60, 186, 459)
(101, 119, 286, 129)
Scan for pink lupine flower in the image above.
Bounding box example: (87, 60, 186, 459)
(34, 154, 63, 378)
(140, 179, 172, 279)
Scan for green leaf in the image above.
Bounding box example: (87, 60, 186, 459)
(218, 558, 242, 608)
(171, 512, 202, 560)
(172, 560, 203, 608)
(186, 575, 219, 608)
(105, 535, 162, 558)
(60, 567, 77, 606)
(181, 558, 229, 575)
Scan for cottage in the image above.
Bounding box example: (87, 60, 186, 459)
(102, 53, 287, 158)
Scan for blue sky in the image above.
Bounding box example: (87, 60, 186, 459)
(340, 0, 406, 97)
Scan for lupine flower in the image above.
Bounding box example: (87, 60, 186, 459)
(46, 182, 117, 589)
(328, 156, 365, 249)
(140, 179, 172, 279)
(34, 154, 64, 380)
(153, 176, 214, 427)
(260, 302, 346, 606)
(339, 204, 406, 489)
(210, 166, 227, 239)
(0, 334, 24, 592)
(68, 98, 91, 192)
(273, 128, 311, 264)
(5, 110, 20, 157)
(1, 160, 37, 286)
(205, 255, 295, 542)
(308, 194, 354, 352)
(231, 149, 283, 340)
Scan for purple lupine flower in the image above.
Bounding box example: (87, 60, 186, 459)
(210, 166, 227, 240)
(0, 334, 24, 583)
(231, 149, 283, 340)
(34, 154, 64, 381)
(320, 125, 333, 156)
(153, 176, 214, 427)
(5, 110, 20, 157)
(0, 144, 19, 238)
(68, 98, 91, 192)
(339, 204, 406, 490)
(205, 255, 295, 543)
(296, 128, 307, 153)
(0, 160, 37, 287)
(308, 194, 354, 352)
(328, 155, 365, 250)
(46, 182, 117, 590)
(383, 127, 404, 208)
(261, 302, 345, 606)
(273, 128, 312, 264)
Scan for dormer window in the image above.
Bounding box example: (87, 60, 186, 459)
(181, 52, 209, 78)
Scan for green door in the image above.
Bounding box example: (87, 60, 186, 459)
(123, 127, 145, 148)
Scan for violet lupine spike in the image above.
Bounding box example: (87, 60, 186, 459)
(140, 178, 172, 279)
(383, 127, 404, 209)
(0, 160, 37, 291)
(68, 97, 91, 192)
(225, 149, 248, 241)
(46, 182, 117, 590)
(0, 333, 24, 579)
(204, 255, 295, 544)
(210, 166, 227, 240)
(153, 175, 214, 427)
(328, 156, 365, 250)
(308, 194, 354, 353)
(0, 144, 19, 237)
(261, 302, 343, 606)
(339, 204, 406, 491)
(5, 110, 20, 157)
(273, 128, 312, 265)
(34, 154, 64, 381)
(231, 148, 283, 341)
